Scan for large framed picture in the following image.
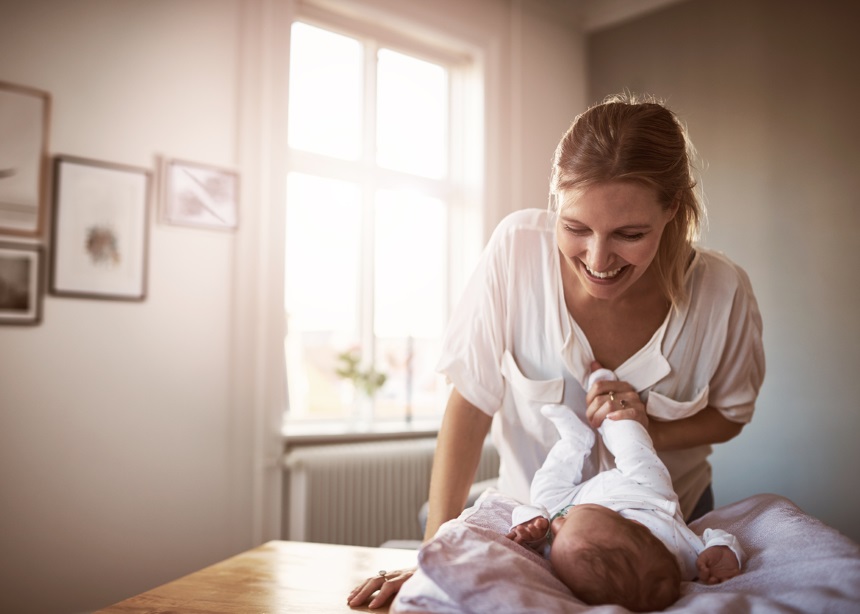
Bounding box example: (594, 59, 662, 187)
(0, 242, 43, 325)
(50, 155, 151, 301)
(0, 81, 51, 237)
(162, 158, 239, 230)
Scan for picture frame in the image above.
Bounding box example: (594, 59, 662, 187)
(0, 242, 43, 325)
(0, 81, 51, 237)
(162, 158, 239, 230)
(50, 155, 151, 301)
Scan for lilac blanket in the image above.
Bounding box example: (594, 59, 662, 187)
(393, 490, 860, 613)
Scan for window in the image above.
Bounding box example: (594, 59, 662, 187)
(284, 16, 482, 429)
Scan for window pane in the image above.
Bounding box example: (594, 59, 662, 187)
(285, 172, 361, 419)
(376, 49, 447, 178)
(373, 189, 448, 420)
(288, 22, 362, 160)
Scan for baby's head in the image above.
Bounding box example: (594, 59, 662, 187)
(550, 504, 681, 612)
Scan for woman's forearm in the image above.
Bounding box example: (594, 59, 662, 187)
(423, 388, 493, 541)
(649, 406, 745, 451)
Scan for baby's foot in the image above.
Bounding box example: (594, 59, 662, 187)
(586, 367, 617, 390)
(541, 404, 595, 446)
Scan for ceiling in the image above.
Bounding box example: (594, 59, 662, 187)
(549, 0, 690, 32)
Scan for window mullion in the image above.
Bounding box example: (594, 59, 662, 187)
(359, 37, 379, 417)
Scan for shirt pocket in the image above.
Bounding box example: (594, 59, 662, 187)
(646, 384, 710, 421)
(501, 351, 564, 439)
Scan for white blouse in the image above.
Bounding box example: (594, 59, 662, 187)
(437, 208, 765, 517)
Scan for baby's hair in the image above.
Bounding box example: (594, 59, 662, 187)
(551, 529, 682, 612)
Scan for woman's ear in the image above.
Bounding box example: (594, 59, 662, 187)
(666, 195, 681, 221)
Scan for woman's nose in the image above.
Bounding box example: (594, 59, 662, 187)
(585, 236, 612, 271)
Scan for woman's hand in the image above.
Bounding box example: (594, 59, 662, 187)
(347, 568, 415, 609)
(585, 364, 648, 429)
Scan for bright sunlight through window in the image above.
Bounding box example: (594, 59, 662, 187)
(284, 19, 478, 429)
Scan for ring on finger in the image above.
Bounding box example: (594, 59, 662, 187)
(378, 570, 388, 580)
(608, 391, 615, 402)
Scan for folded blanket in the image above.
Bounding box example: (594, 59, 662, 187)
(393, 490, 860, 613)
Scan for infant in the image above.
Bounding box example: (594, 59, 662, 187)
(506, 369, 745, 611)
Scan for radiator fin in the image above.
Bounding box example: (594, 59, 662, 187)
(283, 437, 499, 547)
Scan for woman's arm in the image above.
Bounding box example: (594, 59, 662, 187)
(424, 388, 493, 541)
(347, 388, 492, 609)
(648, 407, 744, 451)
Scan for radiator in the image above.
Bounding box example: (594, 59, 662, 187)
(282, 437, 499, 547)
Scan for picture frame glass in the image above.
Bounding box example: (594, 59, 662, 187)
(0, 243, 41, 324)
(0, 82, 50, 236)
(51, 157, 150, 300)
(164, 160, 238, 230)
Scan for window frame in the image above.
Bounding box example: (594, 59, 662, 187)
(283, 5, 485, 431)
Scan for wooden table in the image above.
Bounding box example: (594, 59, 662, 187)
(96, 540, 419, 613)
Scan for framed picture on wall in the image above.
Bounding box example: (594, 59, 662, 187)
(161, 158, 239, 230)
(50, 155, 151, 301)
(0, 242, 43, 325)
(0, 81, 51, 237)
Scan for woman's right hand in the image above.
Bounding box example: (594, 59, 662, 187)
(347, 567, 415, 609)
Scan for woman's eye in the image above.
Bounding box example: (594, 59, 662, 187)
(563, 225, 590, 235)
(617, 232, 645, 241)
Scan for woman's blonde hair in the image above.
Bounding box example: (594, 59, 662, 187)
(549, 93, 704, 307)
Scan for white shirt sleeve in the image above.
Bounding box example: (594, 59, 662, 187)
(700, 253, 766, 424)
(436, 215, 514, 415)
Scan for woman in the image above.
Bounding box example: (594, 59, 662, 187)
(348, 93, 765, 609)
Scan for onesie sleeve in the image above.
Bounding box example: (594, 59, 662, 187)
(702, 527, 746, 568)
(707, 261, 766, 424)
(510, 504, 549, 531)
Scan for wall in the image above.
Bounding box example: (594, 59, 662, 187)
(0, 0, 586, 612)
(588, 0, 860, 542)
(0, 1, 258, 613)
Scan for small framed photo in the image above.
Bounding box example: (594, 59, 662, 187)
(0, 242, 43, 325)
(50, 155, 151, 301)
(162, 158, 238, 230)
(0, 81, 51, 237)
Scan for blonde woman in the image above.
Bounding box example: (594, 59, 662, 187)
(349, 94, 764, 609)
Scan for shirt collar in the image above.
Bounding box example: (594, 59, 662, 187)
(561, 310, 673, 393)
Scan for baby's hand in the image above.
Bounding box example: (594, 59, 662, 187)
(696, 545, 741, 584)
(505, 515, 549, 550)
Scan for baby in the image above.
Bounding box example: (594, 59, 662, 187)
(506, 369, 745, 612)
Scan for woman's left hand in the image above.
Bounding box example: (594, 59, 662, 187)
(585, 377, 648, 429)
(347, 568, 414, 609)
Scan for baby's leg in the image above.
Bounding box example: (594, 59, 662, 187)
(529, 405, 595, 511)
(541, 404, 595, 447)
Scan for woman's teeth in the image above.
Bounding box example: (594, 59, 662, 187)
(585, 264, 622, 279)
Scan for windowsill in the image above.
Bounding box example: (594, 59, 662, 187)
(282, 418, 441, 447)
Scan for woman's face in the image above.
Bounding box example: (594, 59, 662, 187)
(556, 181, 676, 303)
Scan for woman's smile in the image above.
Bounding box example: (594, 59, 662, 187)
(582, 262, 628, 281)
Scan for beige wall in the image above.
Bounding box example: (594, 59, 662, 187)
(0, 0, 585, 612)
(589, 0, 860, 542)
